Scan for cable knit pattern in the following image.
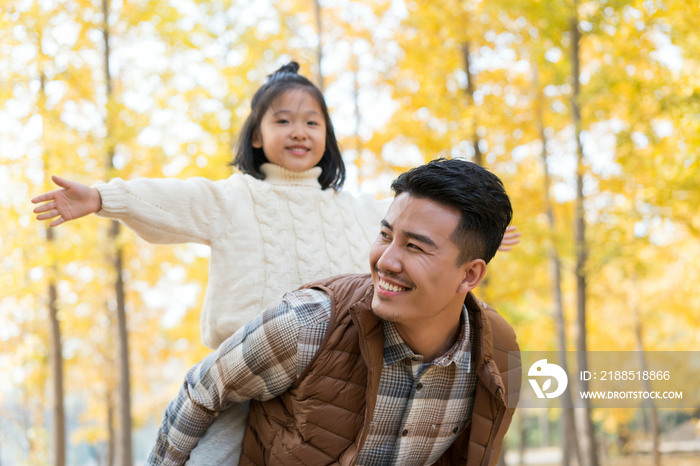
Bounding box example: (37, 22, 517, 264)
(341, 195, 375, 272)
(320, 194, 365, 276)
(246, 176, 291, 308)
(319, 195, 351, 276)
(290, 190, 326, 283)
(95, 163, 388, 349)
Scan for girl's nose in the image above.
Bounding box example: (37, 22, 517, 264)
(291, 122, 306, 140)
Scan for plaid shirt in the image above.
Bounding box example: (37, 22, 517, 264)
(148, 288, 477, 466)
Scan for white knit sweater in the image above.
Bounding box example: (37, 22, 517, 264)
(95, 163, 390, 349)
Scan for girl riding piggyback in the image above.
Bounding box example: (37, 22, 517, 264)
(32, 62, 388, 350)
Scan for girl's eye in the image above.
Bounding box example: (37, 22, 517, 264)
(277, 119, 289, 124)
(308, 121, 320, 126)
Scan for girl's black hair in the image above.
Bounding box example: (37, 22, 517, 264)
(232, 62, 345, 191)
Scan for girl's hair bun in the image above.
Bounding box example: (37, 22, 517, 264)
(271, 62, 300, 77)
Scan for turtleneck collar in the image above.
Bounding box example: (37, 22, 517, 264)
(260, 163, 323, 189)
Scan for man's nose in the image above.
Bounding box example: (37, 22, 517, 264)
(376, 242, 402, 274)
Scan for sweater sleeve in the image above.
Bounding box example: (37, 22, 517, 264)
(94, 176, 233, 245)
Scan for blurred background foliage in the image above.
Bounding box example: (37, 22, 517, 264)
(1, 0, 699, 465)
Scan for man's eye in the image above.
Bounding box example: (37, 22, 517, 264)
(380, 231, 390, 239)
(408, 243, 423, 251)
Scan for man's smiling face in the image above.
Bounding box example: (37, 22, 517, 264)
(369, 193, 477, 330)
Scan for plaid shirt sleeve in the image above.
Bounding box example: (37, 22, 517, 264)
(147, 289, 331, 466)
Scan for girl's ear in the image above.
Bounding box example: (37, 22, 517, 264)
(251, 130, 262, 148)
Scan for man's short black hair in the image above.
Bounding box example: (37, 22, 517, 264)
(390, 158, 512, 264)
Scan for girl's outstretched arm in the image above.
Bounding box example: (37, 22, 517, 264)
(31, 175, 102, 227)
(91, 176, 232, 245)
(498, 225, 521, 252)
(33, 175, 233, 245)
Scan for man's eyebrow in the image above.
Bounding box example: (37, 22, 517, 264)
(405, 231, 437, 248)
(380, 219, 437, 248)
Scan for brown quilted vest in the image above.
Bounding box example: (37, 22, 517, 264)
(240, 274, 521, 466)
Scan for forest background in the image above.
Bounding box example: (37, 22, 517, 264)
(1, 0, 699, 465)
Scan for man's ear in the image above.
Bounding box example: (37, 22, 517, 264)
(251, 130, 262, 148)
(457, 259, 486, 295)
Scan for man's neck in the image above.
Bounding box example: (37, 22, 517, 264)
(393, 308, 464, 363)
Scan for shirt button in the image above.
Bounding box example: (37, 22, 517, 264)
(402, 429, 409, 437)
(412, 357, 419, 361)
(416, 383, 423, 391)
(452, 426, 459, 434)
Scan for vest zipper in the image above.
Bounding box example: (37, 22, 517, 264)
(481, 403, 505, 466)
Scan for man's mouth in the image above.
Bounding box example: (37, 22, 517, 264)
(378, 279, 410, 293)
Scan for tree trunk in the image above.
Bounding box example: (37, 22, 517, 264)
(107, 386, 115, 466)
(533, 62, 580, 466)
(636, 330, 660, 466)
(21, 388, 38, 464)
(352, 54, 362, 154)
(48, 236, 66, 466)
(570, 7, 599, 466)
(41, 71, 67, 466)
(313, 0, 324, 92)
(461, 41, 482, 166)
(112, 230, 131, 466)
(631, 280, 660, 466)
(102, 1, 132, 465)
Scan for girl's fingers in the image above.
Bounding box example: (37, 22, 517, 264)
(31, 190, 58, 203)
(33, 201, 56, 214)
(51, 175, 72, 188)
(36, 210, 60, 221)
(49, 217, 66, 228)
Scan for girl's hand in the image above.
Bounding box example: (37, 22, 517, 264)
(498, 225, 521, 252)
(31, 175, 102, 227)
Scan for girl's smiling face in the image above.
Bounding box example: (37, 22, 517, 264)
(252, 88, 327, 172)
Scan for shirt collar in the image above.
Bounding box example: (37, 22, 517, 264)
(382, 305, 472, 372)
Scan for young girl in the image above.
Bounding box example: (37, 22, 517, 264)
(32, 62, 519, 464)
(32, 62, 391, 351)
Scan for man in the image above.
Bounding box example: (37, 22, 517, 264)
(149, 159, 521, 466)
